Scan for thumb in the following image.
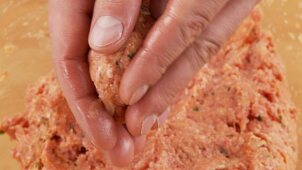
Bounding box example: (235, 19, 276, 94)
(89, 0, 141, 53)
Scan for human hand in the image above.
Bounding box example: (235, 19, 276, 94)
(114, 0, 259, 136)
(49, 0, 259, 166)
(48, 0, 147, 166)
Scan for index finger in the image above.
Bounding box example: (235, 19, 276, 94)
(48, 0, 118, 150)
(120, 0, 230, 105)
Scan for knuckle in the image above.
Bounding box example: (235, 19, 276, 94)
(206, 40, 221, 57)
(190, 38, 220, 70)
(168, 10, 209, 46)
(164, 12, 188, 47)
(187, 10, 210, 34)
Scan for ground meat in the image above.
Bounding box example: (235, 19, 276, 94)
(88, 18, 153, 122)
(0, 11, 298, 170)
(88, 2, 153, 123)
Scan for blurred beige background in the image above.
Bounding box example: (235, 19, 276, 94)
(0, 0, 301, 169)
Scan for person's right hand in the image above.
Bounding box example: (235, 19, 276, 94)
(48, 0, 146, 166)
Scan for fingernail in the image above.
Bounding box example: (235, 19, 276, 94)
(90, 16, 123, 47)
(141, 114, 157, 135)
(157, 107, 170, 127)
(129, 85, 149, 105)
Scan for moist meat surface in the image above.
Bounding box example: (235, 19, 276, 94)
(88, 3, 153, 123)
(0, 11, 298, 170)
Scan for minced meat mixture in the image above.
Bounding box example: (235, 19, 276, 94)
(0, 10, 298, 170)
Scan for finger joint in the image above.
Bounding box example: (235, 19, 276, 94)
(190, 38, 220, 71)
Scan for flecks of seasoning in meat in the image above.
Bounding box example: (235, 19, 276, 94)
(256, 115, 263, 122)
(279, 115, 283, 121)
(248, 114, 263, 122)
(127, 51, 136, 60)
(219, 147, 230, 158)
(193, 106, 200, 112)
